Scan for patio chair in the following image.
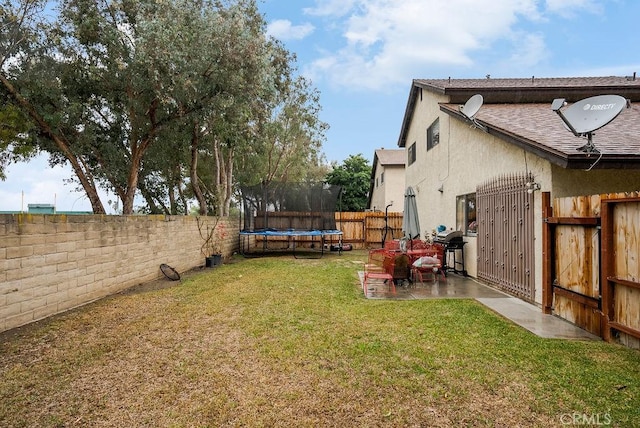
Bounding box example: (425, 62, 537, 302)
(387, 252, 411, 286)
(411, 250, 446, 284)
(363, 248, 395, 293)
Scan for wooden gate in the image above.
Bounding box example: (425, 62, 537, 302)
(541, 193, 602, 336)
(477, 173, 535, 301)
(543, 192, 640, 348)
(335, 212, 403, 249)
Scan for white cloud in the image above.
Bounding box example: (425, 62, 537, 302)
(545, 0, 602, 17)
(503, 32, 549, 70)
(305, 0, 546, 90)
(266, 19, 315, 41)
(302, 0, 608, 91)
(303, 0, 358, 17)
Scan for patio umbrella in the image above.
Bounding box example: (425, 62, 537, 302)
(402, 186, 421, 242)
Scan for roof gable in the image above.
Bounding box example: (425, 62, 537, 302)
(368, 149, 406, 208)
(375, 149, 405, 166)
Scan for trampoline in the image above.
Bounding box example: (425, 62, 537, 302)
(239, 228, 343, 258)
(240, 182, 343, 258)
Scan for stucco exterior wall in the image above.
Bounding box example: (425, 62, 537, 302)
(403, 91, 552, 302)
(403, 89, 640, 305)
(550, 166, 640, 197)
(370, 164, 405, 212)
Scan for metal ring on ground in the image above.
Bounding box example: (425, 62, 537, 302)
(160, 263, 180, 281)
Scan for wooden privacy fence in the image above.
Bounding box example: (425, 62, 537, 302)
(543, 192, 640, 348)
(337, 212, 403, 249)
(244, 212, 404, 250)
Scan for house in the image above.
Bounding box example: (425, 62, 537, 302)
(397, 76, 640, 306)
(367, 148, 406, 212)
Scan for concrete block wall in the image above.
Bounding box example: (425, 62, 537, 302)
(0, 214, 239, 332)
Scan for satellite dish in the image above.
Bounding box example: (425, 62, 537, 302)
(459, 94, 487, 131)
(552, 94, 630, 168)
(460, 94, 483, 120)
(552, 94, 627, 135)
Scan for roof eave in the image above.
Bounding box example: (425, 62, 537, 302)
(441, 105, 640, 170)
(397, 81, 423, 148)
(367, 152, 379, 209)
(439, 106, 562, 169)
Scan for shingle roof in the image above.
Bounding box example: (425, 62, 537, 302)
(416, 76, 640, 91)
(414, 76, 640, 103)
(440, 102, 640, 168)
(375, 149, 405, 166)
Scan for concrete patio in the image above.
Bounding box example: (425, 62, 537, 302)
(359, 271, 600, 341)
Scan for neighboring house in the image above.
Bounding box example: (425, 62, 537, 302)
(367, 148, 406, 212)
(397, 76, 640, 306)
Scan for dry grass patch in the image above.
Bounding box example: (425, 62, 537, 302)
(1, 251, 639, 427)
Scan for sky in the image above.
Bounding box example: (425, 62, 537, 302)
(2, 0, 639, 212)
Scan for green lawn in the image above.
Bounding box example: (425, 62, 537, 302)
(1, 251, 638, 427)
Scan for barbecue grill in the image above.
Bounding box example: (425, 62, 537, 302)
(433, 230, 467, 276)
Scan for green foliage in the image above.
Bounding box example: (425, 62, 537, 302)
(0, 100, 38, 180)
(325, 153, 372, 211)
(0, 0, 328, 214)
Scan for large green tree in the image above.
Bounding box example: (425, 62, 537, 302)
(1, 0, 328, 214)
(1, 0, 281, 214)
(325, 153, 371, 211)
(134, 0, 275, 216)
(235, 73, 329, 188)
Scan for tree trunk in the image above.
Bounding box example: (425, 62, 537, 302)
(190, 124, 208, 215)
(212, 138, 225, 216)
(138, 183, 167, 214)
(0, 74, 106, 214)
(122, 142, 146, 214)
(223, 146, 234, 216)
(177, 177, 189, 215)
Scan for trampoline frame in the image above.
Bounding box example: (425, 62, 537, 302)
(239, 228, 343, 258)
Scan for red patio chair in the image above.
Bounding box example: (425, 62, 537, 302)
(363, 248, 395, 293)
(411, 247, 446, 284)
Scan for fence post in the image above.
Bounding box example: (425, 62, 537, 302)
(541, 192, 553, 314)
(600, 196, 614, 342)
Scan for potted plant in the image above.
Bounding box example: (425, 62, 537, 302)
(198, 217, 227, 268)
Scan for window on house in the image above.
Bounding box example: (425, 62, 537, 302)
(427, 118, 440, 151)
(456, 193, 477, 235)
(376, 177, 378, 187)
(381, 172, 384, 183)
(408, 142, 416, 165)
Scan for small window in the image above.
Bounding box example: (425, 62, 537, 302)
(408, 142, 416, 165)
(456, 193, 477, 235)
(376, 177, 378, 188)
(381, 172, 385, 184)
(427, 118, 440, 151)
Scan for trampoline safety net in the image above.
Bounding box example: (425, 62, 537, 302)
(241, 182, 342, 232)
